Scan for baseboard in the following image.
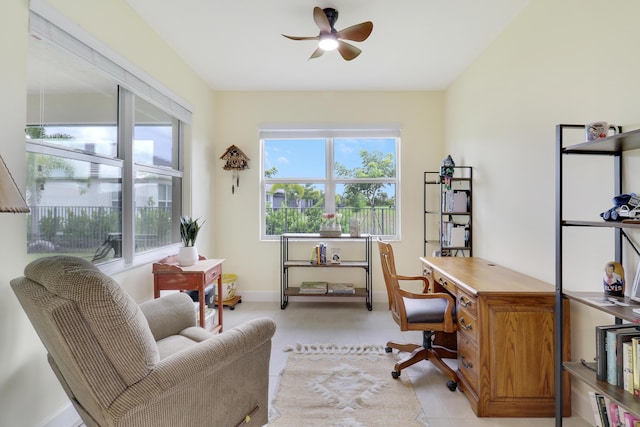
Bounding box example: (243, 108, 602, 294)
(237, 290, 388, 303)
(40, 402, 81, 427)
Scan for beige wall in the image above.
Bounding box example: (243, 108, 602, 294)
(1, 0, 216, 425)
(212, 91, 445, 292)
(445, 0, 640, 419)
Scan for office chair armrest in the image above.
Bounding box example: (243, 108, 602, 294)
(396, 288, 455, 305)
(396, 274, 430, 293)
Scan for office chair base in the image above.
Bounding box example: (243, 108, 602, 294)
(385, 338, 459, 391)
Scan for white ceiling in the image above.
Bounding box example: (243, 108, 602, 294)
(126, 0, 530, 91)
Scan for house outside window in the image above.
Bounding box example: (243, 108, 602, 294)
(260, 127, 400, 240)
(25, 11, 189, 267)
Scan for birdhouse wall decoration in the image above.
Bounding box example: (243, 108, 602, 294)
(220, 145, 250, 194)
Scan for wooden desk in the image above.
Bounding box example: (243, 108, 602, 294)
(152, 256, 225, 332)
(420, 256, 570, 417)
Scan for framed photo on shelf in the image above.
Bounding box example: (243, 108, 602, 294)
(629, 262, 640, 303)
(330, 247, 341, 264)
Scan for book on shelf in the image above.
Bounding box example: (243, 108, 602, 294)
(443, 189, 470, 213)
(450, 226, 466, 247)
(624, 412, 640, 427)
(452, 190, 469, 212)
(299, 281, 328, 294)
(589, 391, 603, 427)
(634, 336, 640, 396)
(608, 328, 640, 386)
(327, 282, 355, 294)
(596, 324, 639, 382)
(617, 330, 640, 388)
(596, 393, 611, 427)
(608, 400, 621, 427)
(624, 341, 635, 394)
(310, 243, 328, 264)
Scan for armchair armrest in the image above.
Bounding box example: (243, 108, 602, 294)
(111, 317, 277, 426)
(139, 292, 196, 341)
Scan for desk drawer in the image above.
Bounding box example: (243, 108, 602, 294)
(457, 289, 477, 316)
(457, 305, 478, 344)
(458, 333, 479, 392)
(431, 270, 456, 295)
(205, 264, 222, 284)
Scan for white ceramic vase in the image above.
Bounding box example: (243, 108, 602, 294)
(178, 246, 198, 266)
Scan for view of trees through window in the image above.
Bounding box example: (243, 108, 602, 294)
(25, 24, 185, 265)
(262, 136, 399, 237)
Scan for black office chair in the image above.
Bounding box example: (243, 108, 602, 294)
(377, 238, 458, 390)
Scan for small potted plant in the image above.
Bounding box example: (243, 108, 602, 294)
(178, 216, 204, 266)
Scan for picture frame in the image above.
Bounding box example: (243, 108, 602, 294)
(629, 262, 640, 303)
(330, 247, 341, 264)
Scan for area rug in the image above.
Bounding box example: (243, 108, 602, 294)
(268, 343, 428, 427)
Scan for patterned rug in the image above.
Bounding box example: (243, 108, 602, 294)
(268, 343, 429, 427)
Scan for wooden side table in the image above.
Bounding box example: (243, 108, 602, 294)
(152, 255, 225, 332)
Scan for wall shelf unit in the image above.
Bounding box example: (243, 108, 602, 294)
(555, 124, 640, 426)
(280, 233, 372, 310)
(424, 166, 473, 257)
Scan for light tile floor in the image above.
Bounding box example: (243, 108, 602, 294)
(223, 301, 590, 427)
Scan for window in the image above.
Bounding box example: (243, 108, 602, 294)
(25, 11, 189, 267)
(260, 128, 399, 239)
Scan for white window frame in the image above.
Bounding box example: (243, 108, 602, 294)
(259, 126, 401, 241)
(27, 6, 191, 272)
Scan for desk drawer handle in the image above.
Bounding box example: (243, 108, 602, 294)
(460, 354, 473, 369)
(459, 317, 473, 330)
(459, 296, 472, 308)
(438, 277, 448, 287)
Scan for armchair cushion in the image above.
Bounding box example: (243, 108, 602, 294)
(23, 256, 158, 386)
(139, 292, 196, 341)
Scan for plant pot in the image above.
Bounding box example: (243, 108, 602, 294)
(178, 246, 199, 267)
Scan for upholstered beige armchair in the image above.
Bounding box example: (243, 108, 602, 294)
(11, 256, 276, 427)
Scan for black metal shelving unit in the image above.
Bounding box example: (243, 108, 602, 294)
(424, 166, 473, 257)
(279, 233, 372, 311)
(555, 125, 640, 426)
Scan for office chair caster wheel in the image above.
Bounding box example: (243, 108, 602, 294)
(385, 347, 392, 353)
(391, 370, 401, 379)
(446, 380, 457, 391)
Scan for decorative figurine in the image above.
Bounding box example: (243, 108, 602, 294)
(441, 155, 455, 190)
(603, 261, 625, 298)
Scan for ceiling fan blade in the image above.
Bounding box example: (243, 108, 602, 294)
(282, 34, 319, 41)
(336, 41, 361, 61)
(313, 6, 332, 32)
(336, 21, 373, 42)
(309, 47, 324, 60)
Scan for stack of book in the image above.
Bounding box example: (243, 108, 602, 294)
(310, 243, 327, 264)
(327, 283, 355, 294)
(299, 281, 327, 294)
(595, 324, 640, 393)
(589, 391, 640, 426)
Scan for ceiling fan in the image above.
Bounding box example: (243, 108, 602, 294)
(282, 7, 373, 61)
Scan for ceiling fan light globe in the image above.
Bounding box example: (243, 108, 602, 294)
(318, 35, 338, 51)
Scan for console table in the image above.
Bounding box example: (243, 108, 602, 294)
(420, 256, 570, 417)
(152, 256, 225, 332)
